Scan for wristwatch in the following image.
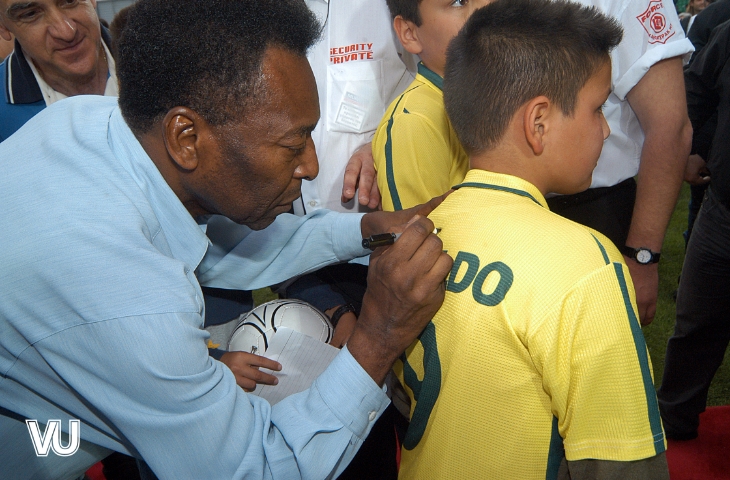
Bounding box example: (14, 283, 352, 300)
(621, 246, 661, 265)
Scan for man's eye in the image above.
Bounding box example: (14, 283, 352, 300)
(14, 9, 41, 21)
(451, 0, 468, 6)
(60, 0, 80, 7)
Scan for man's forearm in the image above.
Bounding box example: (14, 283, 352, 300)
(624, 57, 692, 324)
(626, 58, 693, 252)
(626, 120, 691, 252)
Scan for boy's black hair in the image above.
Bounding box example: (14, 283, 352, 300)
(443, 0, 623, 155)
(385, 0, 423, 25)
(117, 0, 321, 134)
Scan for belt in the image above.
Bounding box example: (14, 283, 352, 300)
(547, 177, 636, 209)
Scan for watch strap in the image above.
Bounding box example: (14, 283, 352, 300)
(329, 303, 355, 327)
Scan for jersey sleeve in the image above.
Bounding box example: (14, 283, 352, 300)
(529, 260, 665, 462)
(374, 108, 461, 211)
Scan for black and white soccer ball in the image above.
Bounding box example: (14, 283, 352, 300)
(227, 299, 333, 354)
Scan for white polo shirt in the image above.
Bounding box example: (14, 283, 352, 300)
(576, 0, 693, 188)
(296, 0, 417, 214)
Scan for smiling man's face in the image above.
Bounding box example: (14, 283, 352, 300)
(0, 0, 103, 85)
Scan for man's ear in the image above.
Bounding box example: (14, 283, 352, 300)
(393, 15, 423, 56)
(162, 107, 205, 172)
(523, 96, 551, 156)
(0, 22, 13, 42)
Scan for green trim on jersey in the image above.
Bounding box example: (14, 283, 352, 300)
(417, 62, 443, 90)
(453, 181, 542, 206)
(383, 65, 443, 211)
(591, 234, 611, 265)
(384, 93, 409, 211)
(594, 231, 664, 454)
(594, 232, 664, 453)
(613, 262, 666, 454)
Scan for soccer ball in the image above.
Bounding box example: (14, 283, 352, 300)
(227, 299, 333, 354)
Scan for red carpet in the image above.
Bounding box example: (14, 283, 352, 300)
(666, 406, 730, 479)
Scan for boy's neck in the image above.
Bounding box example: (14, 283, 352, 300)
(470, 146, 550, 196)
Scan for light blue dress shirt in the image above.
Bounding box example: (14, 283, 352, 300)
(0, 96, 389, 479)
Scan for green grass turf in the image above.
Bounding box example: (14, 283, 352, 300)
(253, 184, 730, 405)
(644, 183, 730, 406)
(252, 287, 279, 306)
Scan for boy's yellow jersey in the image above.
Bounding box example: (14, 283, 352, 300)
(395, 170, 665, 479)
(373, 62, 469, 211)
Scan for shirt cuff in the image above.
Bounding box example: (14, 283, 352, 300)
(613, 38, 694, 100)
(312, 345, 390, 439)
(331, 213, 370, 262)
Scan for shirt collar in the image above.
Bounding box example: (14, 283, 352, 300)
(107, 106, 210, 271)
(452, 169, 549, 209)
(417, 62, 443, 91)
(4, 25, 114, 105)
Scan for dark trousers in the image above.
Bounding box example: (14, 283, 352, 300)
(202, 287, 254, 327)
(284, 263, 368, 315)
(658, 188, 730, 437)
(546, 178, 637, 248)
(684, 183, 709, 248)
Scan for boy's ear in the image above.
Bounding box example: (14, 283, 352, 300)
(523, 96, 551, 156)
(162, 107, 206, 172)
(393, 15, 423, 56)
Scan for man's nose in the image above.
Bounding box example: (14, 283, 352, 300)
(47, 11, 77, 42)
(296, 137, 319, 181)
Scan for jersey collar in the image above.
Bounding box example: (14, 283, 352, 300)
(452, 170, 549, 209)
(417, 62, 443, 91)
(4, 26, 113, 105)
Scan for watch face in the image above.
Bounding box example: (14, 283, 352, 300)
(636, 249, 652, 264)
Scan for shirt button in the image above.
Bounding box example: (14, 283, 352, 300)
(368, 411, 377, 422)
(309, 200, 317, 207)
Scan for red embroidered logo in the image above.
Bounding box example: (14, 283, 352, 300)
(636, 0, 676, 44)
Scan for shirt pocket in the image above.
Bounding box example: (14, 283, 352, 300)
(326, 60, 385, 134)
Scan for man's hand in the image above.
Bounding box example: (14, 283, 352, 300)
(341, 142, 381, 209)
(347, 216, 453, 385)
(684, 154, 711, 186)
(360, 192, 451, 240)
(624, 260, 659, 325)
(219, 351, 282, 392)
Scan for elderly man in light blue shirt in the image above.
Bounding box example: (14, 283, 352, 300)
(0, 1, 452, 478)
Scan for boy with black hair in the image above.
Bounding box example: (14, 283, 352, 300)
(372, 0, 491, 211)
(395, 0, 670, 478)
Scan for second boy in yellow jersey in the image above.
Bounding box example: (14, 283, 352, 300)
(373, 0, 493, 211)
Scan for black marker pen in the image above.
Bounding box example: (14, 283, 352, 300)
(362, 228, 441, 250)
